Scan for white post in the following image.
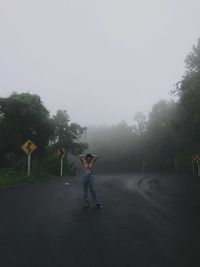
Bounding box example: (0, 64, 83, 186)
(27, 154, 31, 177)
(142, 162, 145, 173)
(60, 158, 63, 177)
(192, 161, 195, 174)
(174, 158, 178, 173)
(198, 162, 200, 177)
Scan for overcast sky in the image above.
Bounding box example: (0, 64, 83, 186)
(0, 0, 200, 126)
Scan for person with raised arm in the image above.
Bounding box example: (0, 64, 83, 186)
(79, 153, 103, 209)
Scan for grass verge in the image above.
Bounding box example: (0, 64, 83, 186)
(0, 168, 57, 188)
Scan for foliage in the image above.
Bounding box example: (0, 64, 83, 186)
(51, 110, 88, 155)
(0, 93, 88, 182)
(85, 38, 200, 173)
(174, 38, 200, 156)
(84, 121, 142, 173)
(1, 38, 200, 178)
(133, 112, 147, 135)
(0, 167, 56, 187)
(0, 93, 54, 166)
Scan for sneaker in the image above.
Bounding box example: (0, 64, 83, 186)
(95, 203, 103, 209)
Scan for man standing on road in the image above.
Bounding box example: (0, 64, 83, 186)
(79, 153, 103, 209)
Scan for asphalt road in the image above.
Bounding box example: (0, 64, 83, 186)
(0, 174, 200, 267)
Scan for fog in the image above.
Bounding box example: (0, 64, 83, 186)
(0, 0, 200, 126)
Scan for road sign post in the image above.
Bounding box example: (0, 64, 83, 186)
(21, 140, 37, 177)
(27, 154, 31, 177)
(57, 148, 65, 177)
(60, 157, 63, 177)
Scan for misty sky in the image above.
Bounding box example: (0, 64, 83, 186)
(0, 0, 200, 126)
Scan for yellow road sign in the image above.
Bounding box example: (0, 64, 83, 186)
(57, 148, 65, 158)
(21, 140, 37, 155)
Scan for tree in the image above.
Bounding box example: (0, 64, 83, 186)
(0, 93, 54, 166)
(174, 38, 200, 155)
(145, 100, 180, 170)
(185, 38, 200, 73)
(51, 110, 88, 155)
(133, 112, 147, 135)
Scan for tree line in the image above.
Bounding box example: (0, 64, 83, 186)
(1, 38, 200, 177)
(84, 38, 200, 174)
(0, 93, 88, 176)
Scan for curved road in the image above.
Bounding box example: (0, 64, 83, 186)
(0, 174, 200, 267)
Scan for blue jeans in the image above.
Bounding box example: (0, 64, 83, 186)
(83, 174, 98, 204)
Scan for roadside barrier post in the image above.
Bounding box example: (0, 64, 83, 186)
(174, 158, 178, 173)
(192, 160, 195, 174)
(198, 162, 200, 177)
(142, 162, 146, 173)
